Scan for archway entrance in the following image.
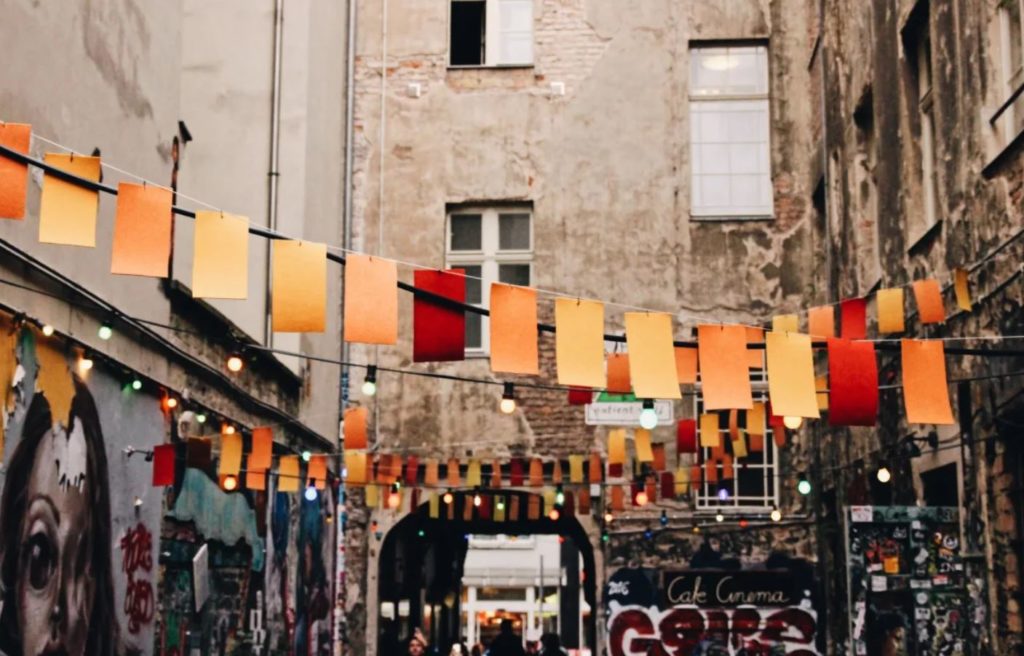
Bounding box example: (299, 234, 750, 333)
(376, 489, 597, 655)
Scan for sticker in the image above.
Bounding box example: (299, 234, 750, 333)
(911, 579, 933, 590)
(851, 506, 873, 522)
(871, 575, 887, 592)
(916, 608, 931, 620)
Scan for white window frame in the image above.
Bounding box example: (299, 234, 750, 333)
(689, 44, 774, 220)
(910, 27, 940, 244)
(446, 206, 533, 355)
(992, 0, 1024, 149)
(694, 371, 779, 512)
(449, 0, 534, 68)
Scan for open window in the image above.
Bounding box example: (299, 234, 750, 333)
(450, 0, 534, 67)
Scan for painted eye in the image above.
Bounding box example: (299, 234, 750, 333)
(26, 533, 54, 590)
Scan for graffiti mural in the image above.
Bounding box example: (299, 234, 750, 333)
(0, 326, 164, 656)
(606, 558, 822, 656)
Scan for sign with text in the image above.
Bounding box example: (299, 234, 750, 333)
(585, 398, 674, 426)
(661, 570, 801, 608)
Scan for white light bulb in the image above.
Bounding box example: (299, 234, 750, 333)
(639, 407, 658, 430)
(500, 397, 516, 414)
(770, 508, 782, 522)
(783, 415, 803, 430)
(41, 324, 55, 337)
(876, 467, 892, 483)
(715, 512, 725, 523)
(362, 380, 377, 396)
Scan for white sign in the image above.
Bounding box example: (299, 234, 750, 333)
(584, 400, 674, 426)
(193, 543, 210, 611)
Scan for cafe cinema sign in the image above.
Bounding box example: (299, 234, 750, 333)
(661, 570, 798, 608)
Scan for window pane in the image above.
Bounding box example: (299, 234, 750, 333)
(466, 313, 482, 349)
(462, 265, 482, 304)
(737, 467, 766, 498)
(498, 0, 533, 64)
(498, 264, 530, 287)
(450, 214, 482, 250)
(451, 1, 486, 66)
(690, 46, 768, 97)
(498, 213, 531, 249)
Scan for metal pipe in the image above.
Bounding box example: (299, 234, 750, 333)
(266, 0, 285, 345)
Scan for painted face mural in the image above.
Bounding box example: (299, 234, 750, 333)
(0, 379, 121, 656)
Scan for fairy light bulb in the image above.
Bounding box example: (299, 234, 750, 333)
(496, 497, 505, 511)
(783, 415, 803, 430)
(41, 324, 55, 337)
(98, 322, 113, 341)
(305, 485, 319, 501)
(500, 382, 516, 414)
(604, 511, 614, 523)
(222, 475, 238, 491)
(797, 476, 812, 496)
(638, 399, 658, 429)
(715, 512, 725, 523)
(555, 486, 565, 506)
(131, 378, 143, 391)
(226, 354, 244, 373)
(301, 450, 312, 462)
(635, 490, 649, 506)
(362, 365, 377, 396)
(876, 466, 892, 483)
(548, 508, 560, 521)
(443, 491, 454, 505)
(770, 507, 782, 522)
(78, 355, 94, 373)
(388, 491, 401, 509)
(473, 493, 482, 507)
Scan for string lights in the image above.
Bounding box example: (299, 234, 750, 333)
(499, 382, 516, 414)
(226, 353, 244, 373)
(638, 399, 658, 429)
(362, 365, 377, 396)
(98, 321, 113, 341)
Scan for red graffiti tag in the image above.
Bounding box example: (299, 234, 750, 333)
(120, 522, 155, 634)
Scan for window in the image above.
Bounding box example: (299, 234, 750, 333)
(689, 44, 773, 219)
(995, 0, 1024, 144)
(446, 206, 533, 353)
(450, 0, 534, 67)
(912, 25, 939, 241)
(694, 372, 779, 510)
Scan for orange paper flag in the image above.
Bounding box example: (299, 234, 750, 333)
(491, 459, 503, 487)
(193, 211, 249, 298)
(424, 459, 439, 486)
(901, 339, 954, 424)
(608, 429, 626, 465)
(589, 452, 603, 482)
(251, 427, 273, 470)
(551, 460, 563, 484)
(912, 279, 945, 324)
(652, 443, 666, 471)
(344, 254, 398, 344)
(606, 353, 631, 394)
(877, 288, 906, 334)
(343, 406, 368, 449)
(39, 153, 101, 247)
(747, 403, 766, 436)
(218, 434, 243, 477)
(278, 456, 300, 492)
(0, 123, 31, 219)
(816, 375, 829, 411)
(746, 327, 765, 369)
(272, 240, 327, 332)
(447, 458, 461, 486)
(697, 325, 753, 410)
(490, 283, 539, 374)
(111, 183, 173, 277)
(634, 428, 654, 463)
(772, 314, 798, 333)
(765, 331, 820, 419)
(625, 312, 682, 399)
(689, 464, 702, 491)
(674, 347, 698, 385)
(807, 306, 835, 339)
(610, 486, 625, 511)
(953, 269, 972, 312)
(308, 455, 328, 489)
(555, 298, 606, 388)
(529, 458, 544, 487)
(245, 455, 267, 491)
(699, 413, 720, 448)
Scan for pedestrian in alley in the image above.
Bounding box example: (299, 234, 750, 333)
(488, 619, 526, 656)
(538, 633, 568, 656)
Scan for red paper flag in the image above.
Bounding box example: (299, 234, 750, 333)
(152, 444, 175, 486)
(606, 353, 631, 393)
(608, 463, 623, 478)
(676, 419, 697, 455)
(563, 491, 575, 517)
(827, 338, 878, 426)
(840, 298, 867, 340)
(660, 471, 675, 499)
(578, 487, 591, 514)
(404, 455, 419, 486)
(510, 459, 525, 486)
(413, 269, 466, 362)
(568, 387, 591, 405)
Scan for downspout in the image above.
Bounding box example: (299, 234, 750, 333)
(265, 0, 285, 346)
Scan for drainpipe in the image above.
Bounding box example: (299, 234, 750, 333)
(265, 0, 285, 346)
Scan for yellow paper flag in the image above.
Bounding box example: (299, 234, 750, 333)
(428, 492, 440, 518)
(345, 452, 367, 485)
(555, 298, 606, 388)
(674, 467, 689, 496)
(634, 428, 654, 463)
(218, 433, 243, 477)
(608, 428, 626, 466)
(765, 332, 820, 419)
(816, 375, 829, 411)
(772, 314, 799, 333)
(490, 283, 539, 374)
(699, 413, 720, 448)
(365, 482, 379, 507)
(39, 154, 101, 247)
(877, 288, 905, 334)
(344, 254, 398, 344)
(953, 269, 972, 312)
(466, 459, 482, 486)
(272, 240, 327, 332)
(278, 455, 300, 492)
(625, 312, 682, 399)
(731, 436, 748, 459)
(747, 403, 766, 437)
(569, 455, 584, 483)
(111, 183, 173, 277)
(193, 211, 249, 298)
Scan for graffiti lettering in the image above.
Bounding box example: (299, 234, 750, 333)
(120, 522, 155, 633)
(609, 606, 820, 656)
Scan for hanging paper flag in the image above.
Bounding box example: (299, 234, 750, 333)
(568, 387, 592, 405)
(562, 490, 575, 517)
(218, 433, 243, 478)
(674, 347, 698, 385)
(675, 468, 689, 496)
(660, 471, 675, 499)
(193, 211, 249, 298)
(705, 459, 719, 484)
(728, 409, 740, 443)
(816, 375, 829, 411)
(652, 443, 667, 471)
(610, 486, 625, 511)
(152, 443, 176, 487)
(413, 269, 467, 361)
(953, 269, 972, 312)
(447, 458, 461, 486)
(504, 495, 517, 521)
(772, 315, 799, 333)
(689, 464, 702, 492)
(463, 495, 473, 521)
(808, 306, 835, 339)
(625, 312, 682, 399)
(543, 488, 556, 515)
(551, 460, 563, 484)
(555, 298, 606, 388)
(697, 325, 753, 410)
(490, 460, 503, 487)
(721, 454, 735, 480)
(766, 402, 786, 431)
(645, 476, 657, 503)
(606, 353, 631, 394)
(404, 455, 419, 486)
(569, 455, 584, 483)
(731, 435, 748, 459)
(510, 459, 525, 486)
(827, 338, 878, 426)
(608, 429, 626, 465)
(748, 430, 764, 453)
(528, 495, 541, 520)
(902, 339, 955, 424)
(840, 298, 867, 340)
(0, 123, 31, 219)
(494, 495, 506, 521)
(699, 413, 720, 448)
(634, 428, 654, 463)
(246, 455, 267, 491)
(251, 427, 273, 470)
(344, 254, 399, 344)
(578, 487, 591, 514)
(589, 452, 603, 482)
(877, 288, 905, 334)
(186, 437, 212, 470)
(39, 153, 101, 246)
(111, 183, 173, 277)
(424, 459, 439, 486)
(272, 240, 327, 332)
(429, 492, 440, 519)
(677, 419, 697, 456)
(912, 279, 945, 324)
(747, 403, 766, 437)
(308, 455, 328, 490)
(343, 406, 368, 449)
(766, 331, 820, 419)
(529, 458, 544, 487)
(466, 459, 482, 486)
(365, 483, 379, 507)
(278, 456, 300, 492)
(490, 283, 539, 374)
(746, 327, 765, 370)
(478, 494, 492, 520)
